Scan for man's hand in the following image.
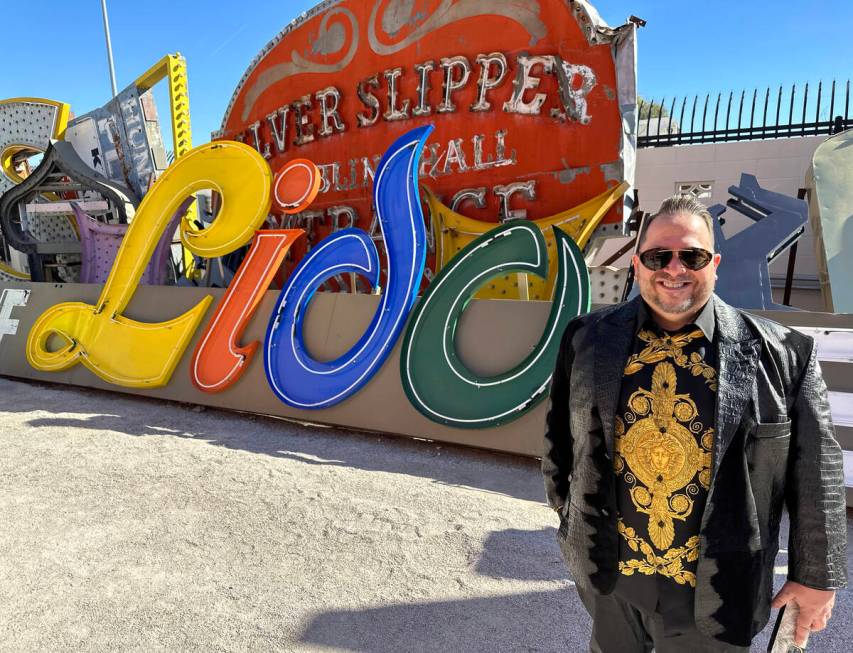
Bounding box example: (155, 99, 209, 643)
(771, 580, 836, 646)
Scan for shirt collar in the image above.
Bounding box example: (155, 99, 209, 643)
(635, 297, 716, 341)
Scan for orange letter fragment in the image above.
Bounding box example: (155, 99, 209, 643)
(190, 230, 303, 392)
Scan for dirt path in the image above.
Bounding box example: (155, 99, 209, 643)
(0, 378, 848, 652)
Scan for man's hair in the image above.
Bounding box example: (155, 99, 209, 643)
(637, 194, 715, 249)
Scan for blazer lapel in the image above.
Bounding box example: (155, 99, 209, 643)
(594, 298, 639, 458)
(712, 297, 761, 481)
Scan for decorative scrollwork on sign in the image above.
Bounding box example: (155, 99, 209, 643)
(241, 8, 359, 121)
(368, 0, 547, 56)
(424, 181, 627, 300)
(264, 125, 432, 409)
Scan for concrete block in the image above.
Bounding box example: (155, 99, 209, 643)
(672, 143, 717, 163)
(637, 147, 676, 165)
(712, 160, 758, 181)
(714, 140, 770, 161)
(756, 156, 811, 181)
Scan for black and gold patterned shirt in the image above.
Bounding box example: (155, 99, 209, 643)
(612, 300, 717, 632)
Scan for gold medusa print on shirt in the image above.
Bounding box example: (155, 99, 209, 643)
(614, 355, 715, 585)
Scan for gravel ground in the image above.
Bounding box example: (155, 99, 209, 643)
(0, 377, 849, 652)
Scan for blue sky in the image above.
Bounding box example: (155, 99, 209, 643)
(2, 1, 851, 144)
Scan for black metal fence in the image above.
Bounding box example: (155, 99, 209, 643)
(638, 80, 852, 147)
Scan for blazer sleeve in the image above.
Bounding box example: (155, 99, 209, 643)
(785, 338, 848, 589)
(541, 319, 580, 512)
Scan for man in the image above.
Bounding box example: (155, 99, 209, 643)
(542, 195, 847, 651)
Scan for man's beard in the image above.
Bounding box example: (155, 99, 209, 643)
(644, 274, 712, 316)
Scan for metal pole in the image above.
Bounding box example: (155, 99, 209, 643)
(100, 0, 119, 97)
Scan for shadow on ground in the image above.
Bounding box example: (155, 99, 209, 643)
(295, 518, 853, 653)
(297, 587, 586, 653)
(0, 377, 547, 504)
(475, 527, 570, 582)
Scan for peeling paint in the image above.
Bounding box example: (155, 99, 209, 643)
(603, 85, 616, 100)
(556, 163, 590, 185)
(570, 0, 618, 46)
(311, 15, 347, 55)
(0, 288, 29, 343)
(504, 53, 555, 115)
(381, 0, 417, 35)
(599, 161, 622, 183)
(553, 58, 596, 124)
(369, 0, 547, 56)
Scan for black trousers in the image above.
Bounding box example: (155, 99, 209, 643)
(575, 584, 750, 653)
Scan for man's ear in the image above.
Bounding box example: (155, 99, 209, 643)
(631, 254, 640, 276)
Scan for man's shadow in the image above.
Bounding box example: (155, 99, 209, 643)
(297, 526, 587, 653)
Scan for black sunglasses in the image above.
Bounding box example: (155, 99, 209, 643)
(638, 248, 713, 271)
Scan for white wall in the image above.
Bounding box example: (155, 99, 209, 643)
(595, 136, 827, 303)
(639, 135, 823, 279)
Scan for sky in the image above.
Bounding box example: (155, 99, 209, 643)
(2, 0, 851, 145)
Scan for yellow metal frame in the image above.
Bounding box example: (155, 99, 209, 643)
(0, 260, 30, 281)
(135, 54, 196, 277)
(135, 54, 193, 160)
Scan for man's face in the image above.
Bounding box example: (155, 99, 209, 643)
(631, 212, 721, 327)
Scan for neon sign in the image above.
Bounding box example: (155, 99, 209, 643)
(218, 0, 637, 283)
(8, 0, 637, 432)
(21, 126, 605, 425)
(26, 141, 272, 387)
(265, 126, 431, 408)
(190, 159, 322, 393)
(401, 223, 589, 428)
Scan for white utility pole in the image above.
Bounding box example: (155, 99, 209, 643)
(100, 0, 119, 97)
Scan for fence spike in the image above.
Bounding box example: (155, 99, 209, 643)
(689, 95, 698, 134)
(725, 91, 733, 132)
(700, 94, 709, 141)
(762, 88, 770, 134)
(788, 84, 796, 135)
(668, 97, 677, 134)
(736, 90, 745, 135)
(749, 89, 757, 135)
(828, 80, 836, 132)
(712, 93, 721, 134)
(775, 85, 783, 126)
(645, 98, 655, 138)
(815, 81, 823, 132)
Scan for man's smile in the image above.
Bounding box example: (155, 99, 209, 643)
(656, 278, 692, 290)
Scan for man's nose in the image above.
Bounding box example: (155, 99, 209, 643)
(663, 252, 687, 274)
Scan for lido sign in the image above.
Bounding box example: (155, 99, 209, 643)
(6, 0, 637, 434)
(24, 127, 593, 428)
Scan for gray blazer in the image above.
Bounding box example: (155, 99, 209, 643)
(542, 295, 847, 646)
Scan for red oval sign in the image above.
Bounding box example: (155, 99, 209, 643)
(218, 0, 636, 277)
